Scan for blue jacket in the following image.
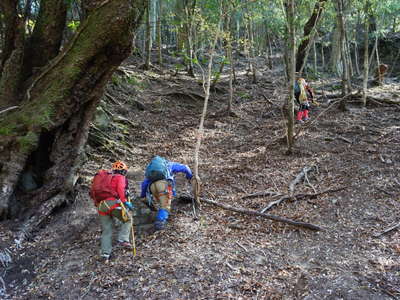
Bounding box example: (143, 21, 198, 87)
(140, 161, 193, 198)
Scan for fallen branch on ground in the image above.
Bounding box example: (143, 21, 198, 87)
(260, 187, 346, 213)
(241, 190, 280, 199)
(289, 166, 314, 197)
(261, 94, 274, 106)
(260, 195, 289, 213)
(374, 222, 400, 237)
(202, 198, 324, 231)
(0, 106, 19, 115)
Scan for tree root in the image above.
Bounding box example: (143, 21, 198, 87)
(16, 193, 67, 244)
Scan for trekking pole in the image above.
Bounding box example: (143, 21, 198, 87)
(120, 201, 136, 257)
(128, 198, 136, 257)
(131, 222, 136, 257)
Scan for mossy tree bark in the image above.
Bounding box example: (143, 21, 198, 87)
(0, 0, 147, 227)
(295, 0, 327, 73)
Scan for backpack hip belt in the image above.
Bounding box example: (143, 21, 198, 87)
(98, 198, 121, 216)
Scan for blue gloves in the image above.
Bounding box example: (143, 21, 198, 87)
(156, 209, 169, 221)
(154, 209, 169, 231)
(124, 201, 134, 211)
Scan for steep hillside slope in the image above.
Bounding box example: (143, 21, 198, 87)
(1, 56, 400, 299)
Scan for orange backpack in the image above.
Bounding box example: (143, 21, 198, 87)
(90, 170, 118, 206)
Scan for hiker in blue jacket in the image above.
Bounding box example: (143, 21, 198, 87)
(140, 156, 193, 230)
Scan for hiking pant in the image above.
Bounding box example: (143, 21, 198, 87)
(296, 101, 310, 121)
(150, 180, 173, 211)
(98, 203, 131, 256)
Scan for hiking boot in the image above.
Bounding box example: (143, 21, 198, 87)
(154, 220, 167, 231)
(297, 119, 304, 124)
(100, 253, 110, 262)
(117, 240, 132, 249)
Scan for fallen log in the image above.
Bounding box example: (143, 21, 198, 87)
(202, 198, 323, 231)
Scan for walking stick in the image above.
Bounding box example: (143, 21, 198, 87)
(120, 201, 136, 257)
(130, 222, 136, 257)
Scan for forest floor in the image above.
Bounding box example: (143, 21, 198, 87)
(1, 53, 400, 299)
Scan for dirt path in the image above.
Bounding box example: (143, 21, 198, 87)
(2, 60, 400, 299)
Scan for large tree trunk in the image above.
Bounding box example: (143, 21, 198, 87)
(295, 0, 327, 72)
(22, 0, 68, 80)
(0, 0, 147, 225)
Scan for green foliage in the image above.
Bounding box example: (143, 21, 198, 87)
(0, 125, 14, 136)
(237, 91, 250, 99)
(174, 63, 185, 72)
(17, 132, 39, 152)
(67, 21, 80, 32)
(125, 75, 139, 85)
(124, 75, 148, 90)
(111, 74, 121, 86)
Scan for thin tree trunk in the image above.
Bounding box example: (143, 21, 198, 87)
(145, 0, 152, 69)
(368, 32, 378, 73)
(354, 41, 360, 75)
(193, 2, 222, 211)
(285, 0, 295, 154)
(336, 0, 351, 107)
(313, 39, 317, 74)
(184, 0, 196, 77)
(374, 36, 382, 85)
(362, 0, 370, 107)
(344, 29, 353, 77)
(248, 14, 257, 84)
(266, 29, 273, 69)
(228, 44, 234, 115)
(330, 25, 342, 75)
(157, 0, 163, 69)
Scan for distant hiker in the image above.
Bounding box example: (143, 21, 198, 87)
(140, 156, 193, 231)
(90, 161, 135, 260)
(294, 77, 316, 123)
(373, 63, 388, 86)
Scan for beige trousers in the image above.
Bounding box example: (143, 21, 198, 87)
(149, 180, 173, 211)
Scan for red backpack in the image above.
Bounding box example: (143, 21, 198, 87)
(90, 170, 118, 206)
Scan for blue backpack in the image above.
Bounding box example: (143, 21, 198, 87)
(294, 81, 301, 94)
(145, 156, 170, 182)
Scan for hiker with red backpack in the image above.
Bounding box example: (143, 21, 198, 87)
(140, 156, 193, 231)
(90, 161, 135, 260)
(294, 77, 316, 123)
